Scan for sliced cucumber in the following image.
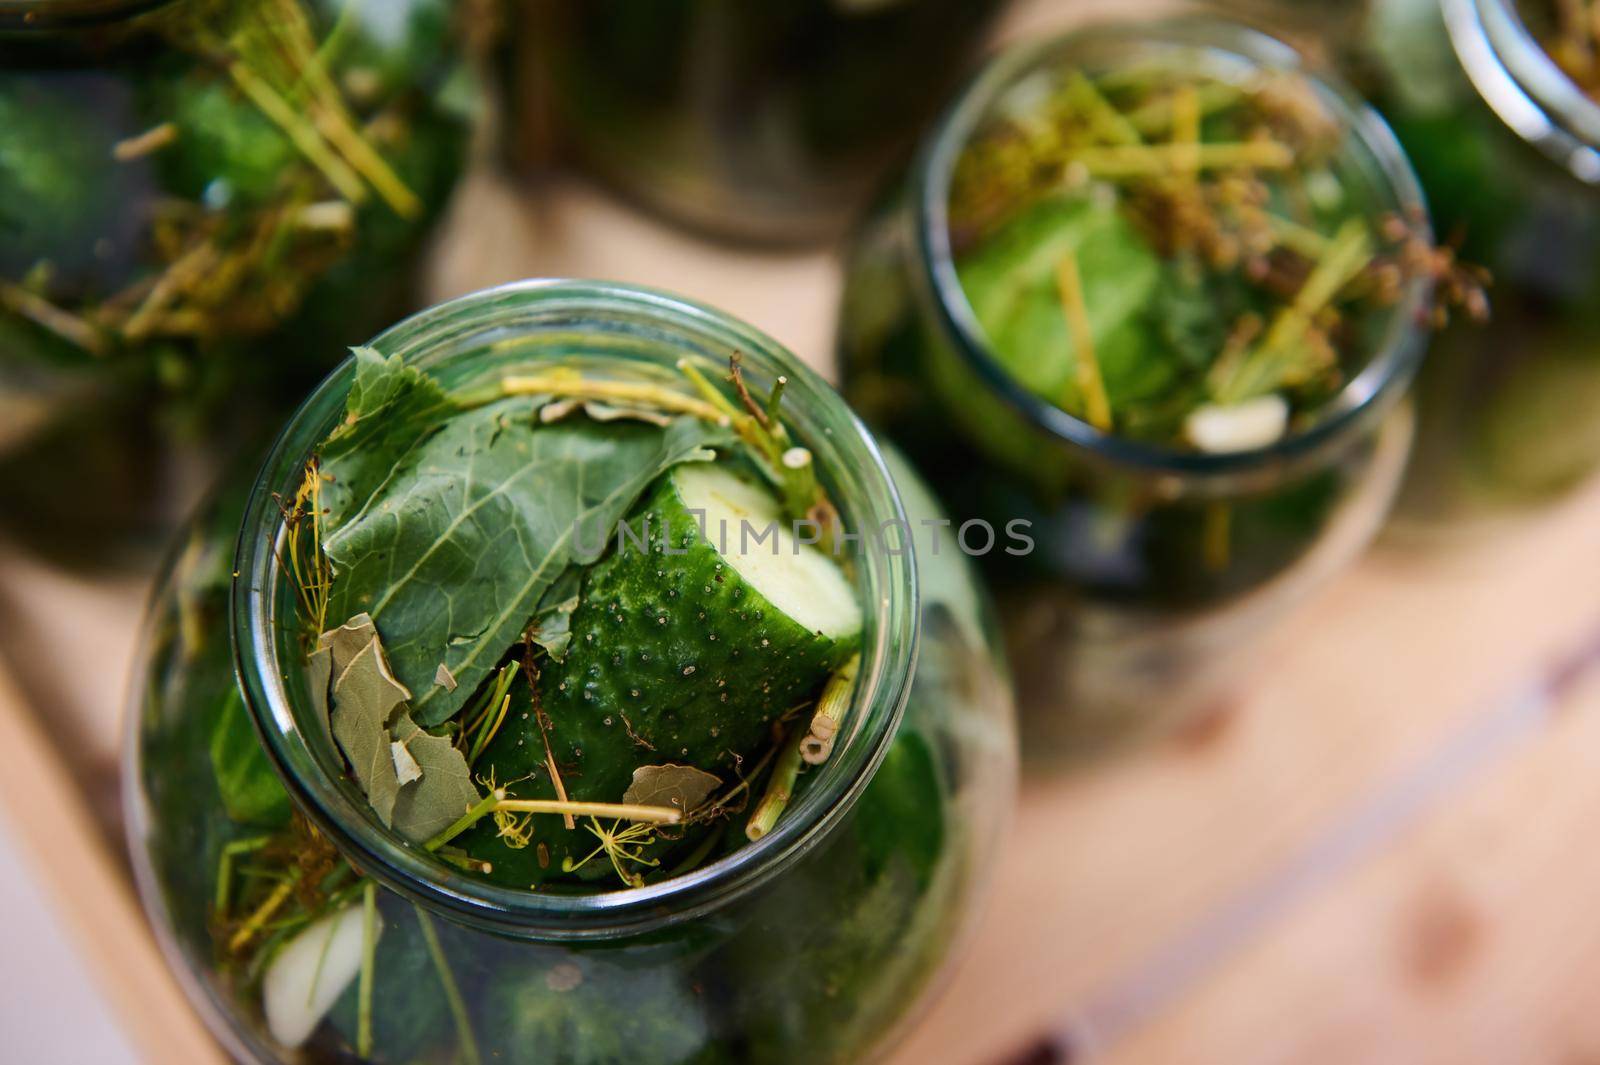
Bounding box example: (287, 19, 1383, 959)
(463, 463, 862, 887)
(672, 464, 861, 641)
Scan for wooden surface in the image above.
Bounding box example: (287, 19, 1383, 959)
(5, 3, 1600, 1058)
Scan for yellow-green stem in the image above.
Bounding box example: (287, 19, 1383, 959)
(747, 723, 807, 841)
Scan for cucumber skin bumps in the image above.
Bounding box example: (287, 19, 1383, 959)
(464, 463, 862, 887)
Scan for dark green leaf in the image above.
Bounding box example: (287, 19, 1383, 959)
(956, 195, 1163, 414)
(322, 391, 725, 725)
(208, 688, 290, 827)
(317, 347, 454, 534)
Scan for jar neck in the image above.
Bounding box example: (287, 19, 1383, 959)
(230, 280, 920, 939)
(1445, 0, 1600, 182)
(910, 16, 1433, 484)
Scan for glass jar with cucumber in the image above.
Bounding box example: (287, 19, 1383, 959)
(507, 0, 1004, 244)
(838, 19, 1436, 758)
(0, 0, 472, 559)
(125, 280, 1016, 1064)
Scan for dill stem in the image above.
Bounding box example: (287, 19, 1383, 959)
(1065, 70, 1143, 147)
(228, 879, 295, 953)
(801, 654, 860, 765)
(1126, 81, 1243, 135)
(259, 0, 421, 218)
(1212, 218, 1373, 403)
(1171, 84, 1202, 178)
(542, 732, 576, 830)
(415, 907, 480, 1065)
(498, 373, 730, 425)
(675, 358, 746, 423)
(1071, 139, 1293, 178)
(215, 836, 271, 913)
(1055, 250, 1114, 432)
(495, 799, 682, 823)
(747, 722, 807, 842)
(466, 692, 511, 766)
(764, 375, 789, 426)
(425, 792, 502, 851)
(1265, 212, 1330, 260)
(678, 357, 786, 465)
(228, 60, 369, 205)
(122, 241, 217, 341)
(357, 882, 377, 1058)
(112, 122, 177, 161)
(0, 280, 105, 355)
(424, 794, 681, 852)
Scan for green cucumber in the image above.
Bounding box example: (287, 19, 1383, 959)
(462, 463, 861, 887)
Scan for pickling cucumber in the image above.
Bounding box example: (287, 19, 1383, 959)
(462, 462, 862, 887)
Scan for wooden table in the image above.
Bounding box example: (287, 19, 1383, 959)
(5, 4, 1600, 1058)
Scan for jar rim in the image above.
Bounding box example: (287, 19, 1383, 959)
(230, 279, 920, 939)
(912, 16, 1435, 478)
(1447, 0, 1600, 181)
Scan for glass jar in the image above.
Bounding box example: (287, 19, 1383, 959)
(837, 20, 1432, 760)
(1348, 0, 1600, 534)
(125, 280, 1017, 1063)
(0, 0, 472, 562)
(509, 0, 1005, 245)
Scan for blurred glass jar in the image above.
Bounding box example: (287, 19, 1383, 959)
(0, 0, 473, 561)
(125, 281, 1016, 1064)
(1347, 0, 1600, 534)
(508, 0, 1005, 244)
(837, 21, 1432, 761)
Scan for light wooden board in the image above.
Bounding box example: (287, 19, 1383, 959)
(885, 476, 1600, 1065)
(0, 655, 223, 1065)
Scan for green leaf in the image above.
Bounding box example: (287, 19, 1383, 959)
(317, 348, 454, 534)
(208, 688, 291, 827)
(527, 566, 581, 663)
(956, 195, 1164, 413)
(388, 711, 481, 843)
(321, 384, 726, 725)
(621, 764, 722, 814)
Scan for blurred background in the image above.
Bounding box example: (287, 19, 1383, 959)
(5, 0, 1600, 1062)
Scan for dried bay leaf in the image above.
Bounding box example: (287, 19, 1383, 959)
(321, 373, 728, 725)
(389, 712, 480, 843)
(391, 739, 423, 785)
(327, 626, 412, 826)
(319, 613, 382, 673)
(306, 643, 334, 750)
(316, 611, 480, 838)
(622, 764, 722, 814)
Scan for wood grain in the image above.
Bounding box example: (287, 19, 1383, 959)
(0, 655, 223, 1064)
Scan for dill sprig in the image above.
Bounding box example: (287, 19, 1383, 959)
(277, 459, 332, 636)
